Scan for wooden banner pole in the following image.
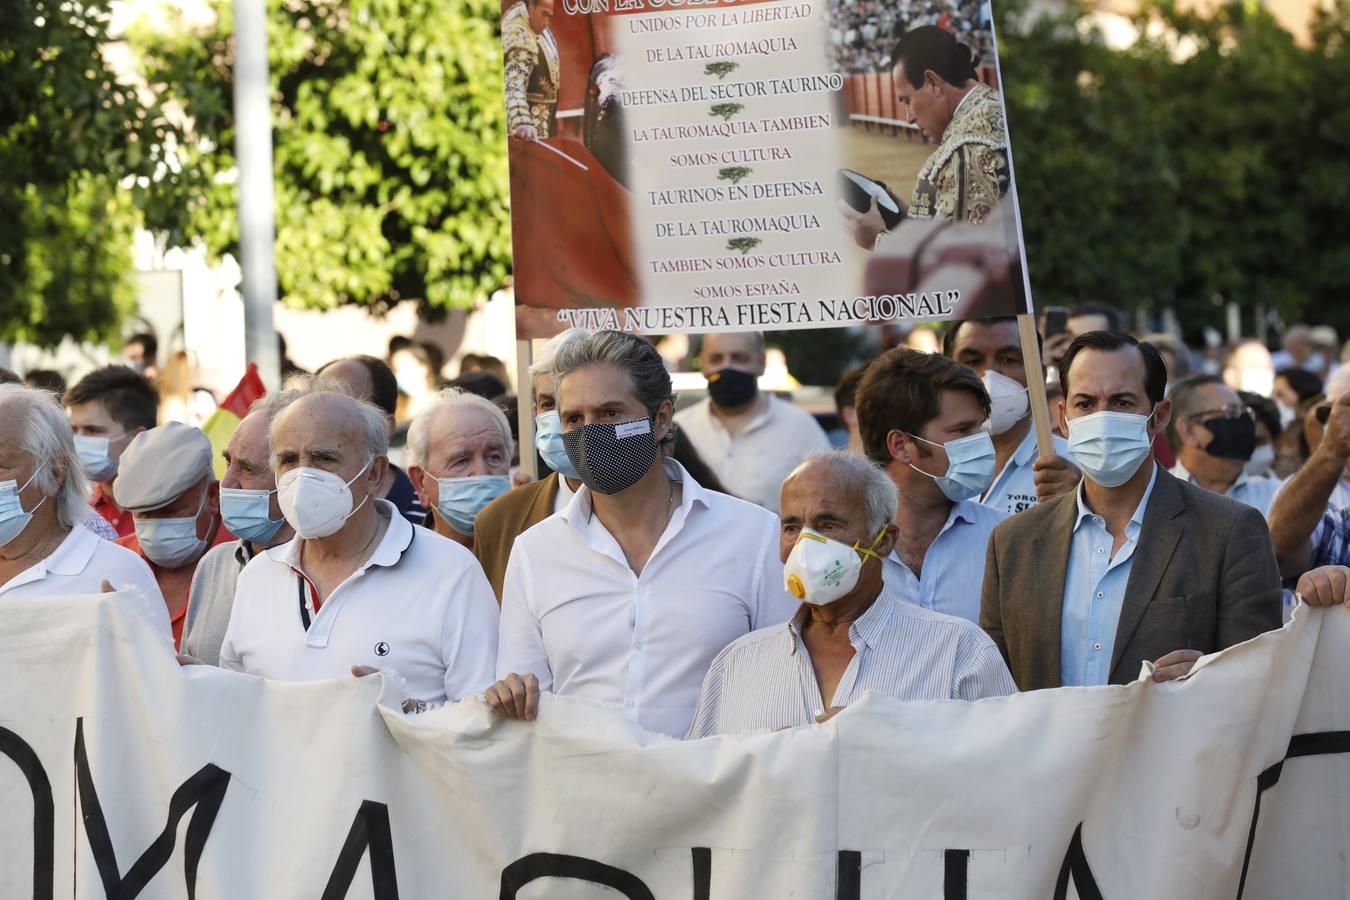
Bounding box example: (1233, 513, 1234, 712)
(1018, 313, 1056, 459)
(516, 338, 538, 480)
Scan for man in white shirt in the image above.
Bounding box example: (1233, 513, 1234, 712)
(1166, 374, 1281, 517)
(487, 330, 796, 736)
(688, 452, 1015, 738)
(855, 348, 1007, 624)
(0, 384, 169, 638)
(674, 331, 830, 511)
(220, 384, 499, 704)
(943, 317, 1079, 515)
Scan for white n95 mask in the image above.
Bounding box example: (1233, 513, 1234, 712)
(783, 527, 887, 606)
(981, 370, 1030, 435)
(277, 459, 373, 540)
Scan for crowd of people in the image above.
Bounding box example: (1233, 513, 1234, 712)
(4, 306, 1350, 742)
(827, 0, 991, 75)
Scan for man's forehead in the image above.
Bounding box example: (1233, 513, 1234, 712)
(1195, 382, 1238, 408)
(1069, 348, 1146, 394)
(559, 366, 637, 405)
(783, 465, 859, 508)
(955, 320, 1019, 354)
(705, 333, 758, 356)
(430, 406, 503, 444)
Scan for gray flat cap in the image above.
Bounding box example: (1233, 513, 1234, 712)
(113, 422, 214, 512)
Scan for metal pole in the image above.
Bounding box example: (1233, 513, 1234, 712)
(233, 0, 280, 390)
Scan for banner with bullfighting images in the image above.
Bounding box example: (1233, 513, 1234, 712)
(0, 594, 1348, 897)
(500, 0, 1036, 338)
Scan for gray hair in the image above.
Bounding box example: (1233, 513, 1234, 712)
(245, 387, 304, 422)
(787, 450, 898, 537)
(1165, 373, 1228, 452)
(0, 383, 91, 529)
(406, 388, 514, 469)
(528, 328, 590, 379)
(552, 330, 674, 420)
(268, 377, 389, 461)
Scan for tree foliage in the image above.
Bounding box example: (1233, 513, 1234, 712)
(0, 0, 185, 346)
(132, 0, 512, 317)
(998, 0, 1350, 330)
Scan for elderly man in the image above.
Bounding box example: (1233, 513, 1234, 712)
(316, 355, 426, 524)
(65, 365, 160, 538)
(675, 331, 830, 511)
(475, 328, 587, 599)
(1269, 388, 1350, 577)
(855, 348, 1006, 624)
(0, 385, 169, 637)
(1166, 374, 1280, 516)
(687, 452, 1015, 737)
(486, 330, 796, 735)
(406, 388, 514, 550)
(943, 317, 1079, 515)
(981, 332, 1282, 690)
(181, 391, 299, 666)
(219, 384, 499, 704)
(114, 422, 234, 647)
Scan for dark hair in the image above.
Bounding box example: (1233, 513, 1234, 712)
(1276, 367, 1324, 404)
(23, 369, 66, 396)
(1240, 390, 1282, 442)
(318, 355, 399, 418)
(833, 363, 870, 415)
(1058, 331, 1167, 407)
(419, 342, 446, 379)
(387, 336, 413, 357)
(855, 347, 991, 464)
(64, 365, 158, 431)
(891, 26, 977, 88)
(124, 332, 158, 363)
(1068, 302, 1123, 333)
(0, 366, 19, 384)
(447, 371, 508, 401)
(941, 316, 1040, 360)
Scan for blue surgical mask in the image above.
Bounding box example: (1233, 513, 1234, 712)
(74, 433, 122, 482)
(534, 411, 579, 479)
(908, 430, 997, 501)
(1067, 408, 1156, 488)
(134, 490, 210, 569)
(0, 464, 49, 549)
(220, 486, 286, 546)
(434, 475, 511, 536)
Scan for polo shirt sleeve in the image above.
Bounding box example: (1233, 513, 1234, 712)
(496, 537, 554, 691)
(108, 547, 171, 643)
(440, 563, 501, 702)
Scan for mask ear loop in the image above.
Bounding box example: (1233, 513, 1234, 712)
(853, 525, 889, 563)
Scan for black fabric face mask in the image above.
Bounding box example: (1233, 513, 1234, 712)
(562, 417, 660, 495)
(1201, 415, 1257, 462)
(705, 367, 758, 409)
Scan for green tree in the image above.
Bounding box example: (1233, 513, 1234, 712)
(132, 0, 512, 316)
(1, 0, 184, 346)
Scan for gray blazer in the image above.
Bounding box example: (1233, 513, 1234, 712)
(979, 466, 1282, 691)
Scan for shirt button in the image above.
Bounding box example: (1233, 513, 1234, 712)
(1096, 592, 1104, 599)
(1093, 642, 1101, 650)
(633, 641, 643, 650)
(813, 708, 823, 717)
(1097, 547, 1105, 554)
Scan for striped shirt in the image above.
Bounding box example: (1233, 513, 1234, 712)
(686, 592, 1016, 738)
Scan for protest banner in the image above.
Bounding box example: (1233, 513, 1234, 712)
(500, 0, 1035, 340)
(1, 594, 1346, 897)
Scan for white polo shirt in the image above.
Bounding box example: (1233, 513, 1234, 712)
(0, 524, 171, 640)
(675, 395, 831, 511)
(220, 500, 499, 704)
(498, 460, 798, 738)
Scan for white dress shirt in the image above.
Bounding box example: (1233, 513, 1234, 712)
(687, 592, 1016, 737)
(675, 395, 831, 511)
(882, 498, 1007, 624)
(1169, 461, 1281, 518)
(551, 475, 577, 516)
(0, 524, 171, 639)
(221, 500, 499, 704)
(498, 460, 798, 737)
(981, 428, 1074, 516)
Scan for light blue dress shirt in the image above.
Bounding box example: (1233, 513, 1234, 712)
(981, 428, 1075, 516)
(1168, 461, 1281, 518)
(1060, 463, 1159, 687)
(882, 498, 1008, 624)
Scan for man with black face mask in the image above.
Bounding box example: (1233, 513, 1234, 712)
(674, 331, 830, 511)
(486, 331, 797, 737)
(1166, 374, 1280, 517)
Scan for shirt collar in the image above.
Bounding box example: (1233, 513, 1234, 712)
(1171, 459, 1253, 492)
(268, 499, 411, 571)
(1011, 426, 1040, 467)
(1074, 462, 1159, 532)
(786, 590, 895, 654)
(561, 458, 708, 530)
(43, 526, 100, 576)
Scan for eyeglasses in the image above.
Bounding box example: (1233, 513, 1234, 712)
(1188, 404, 1253, 423)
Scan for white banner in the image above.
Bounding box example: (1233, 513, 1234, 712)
(0, 594, 1347, 898)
